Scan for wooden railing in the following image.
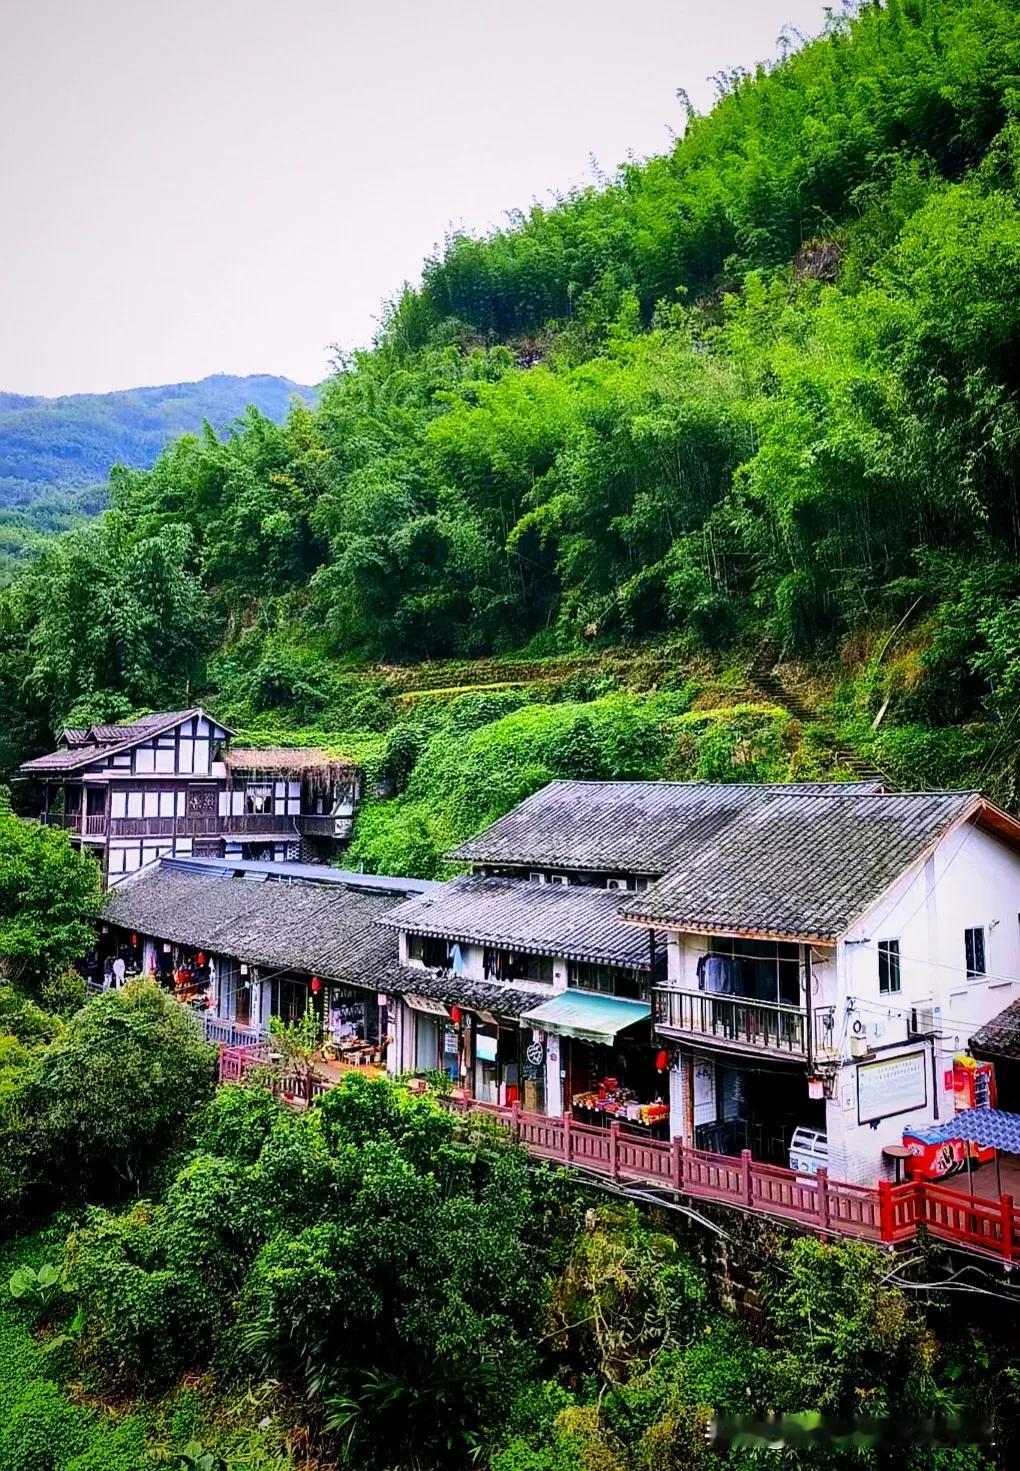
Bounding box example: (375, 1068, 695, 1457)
(297, 813, 354, 839)
(204, 1017, 267, 1047)
(654, 987, 810, 1057)
(223, 813, 298, 834)
(43, 812, 82, 832)
(215, 1044, 1020, 1262)
(105, 814, 223, 837)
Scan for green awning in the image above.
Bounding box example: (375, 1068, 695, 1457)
(521, 989, 651, 1047)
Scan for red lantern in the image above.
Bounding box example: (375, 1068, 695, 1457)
(310, 975, 322, 994)
(196, 952, 206, 967)
(450, 1005, 462, 1025)
(655, 1049, 669, 1072)
(130, 933, 138, 947)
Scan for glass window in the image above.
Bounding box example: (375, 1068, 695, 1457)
(965, 927, 986, 979)
(878, 939, 901, 994)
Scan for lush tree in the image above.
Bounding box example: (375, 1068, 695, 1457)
(0, 812, 103, 988)
(36, 980, 217, 1199)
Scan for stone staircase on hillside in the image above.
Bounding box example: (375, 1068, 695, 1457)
(748, 639, 893, 788)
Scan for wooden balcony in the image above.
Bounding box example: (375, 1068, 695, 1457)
(91, 815, 224, 838)
(42, 812, 82, 833)
(654, 987, 836, 1060)
(297, 813, 354, 839)
(222, 812, 299, 835)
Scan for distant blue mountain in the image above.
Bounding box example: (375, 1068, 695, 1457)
(0, 373, 317, 509)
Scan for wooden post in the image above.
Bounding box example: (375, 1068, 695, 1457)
(816, 1167, 830, 1232)
(510, 1100, 521, 1141)
(672, 1137, 684, 1193)
(741, 1149, 753, 1207)
(1000, 1194, 1015, 1263)
(610, 1122, 621, 1182)
(562, 1111, 572, 1165)
(878, 1179, 895, 1243)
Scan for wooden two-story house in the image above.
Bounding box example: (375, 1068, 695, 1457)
(18, 709, 361, 885)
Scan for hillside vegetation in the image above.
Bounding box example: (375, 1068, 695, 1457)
(5, 0, 1020, 842)
(0, 374, 315, 584)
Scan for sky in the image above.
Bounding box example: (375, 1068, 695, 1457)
(0, 0, 834, 397)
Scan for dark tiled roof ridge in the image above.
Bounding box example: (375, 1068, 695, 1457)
(20, 706, 228, 774)
(618, 789, 979, 940)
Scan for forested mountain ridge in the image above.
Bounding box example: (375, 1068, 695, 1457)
(5, 0, 1020, 846)
(0, 373, 316, 508)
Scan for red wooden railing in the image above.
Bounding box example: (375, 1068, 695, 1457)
(216, 1045, 1020, 1262)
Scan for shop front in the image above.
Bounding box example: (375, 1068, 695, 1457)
(686, 1051, 825, 1164)
(522, 990, 667, 1136)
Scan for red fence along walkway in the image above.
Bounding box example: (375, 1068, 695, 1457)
(217, 1045, 1019, 1263)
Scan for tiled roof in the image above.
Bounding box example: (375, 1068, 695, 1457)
(447, 780, 885, 875)
(381, 874, 656, 968)
(971, 999, 1020, 1060)
(621, 790, 980, 940)
(21, 745, 108, 772)
(104, 864, 415, 988)
(383, 965, 546, 1019)
(19, 708, 231, 776)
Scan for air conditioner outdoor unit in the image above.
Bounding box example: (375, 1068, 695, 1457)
(850, 1034, 870, 1059)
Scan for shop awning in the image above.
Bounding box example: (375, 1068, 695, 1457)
(521, 990, 651, 1047)
(404, 993, 450, 1018)
(917, 1106, 1020, 1153)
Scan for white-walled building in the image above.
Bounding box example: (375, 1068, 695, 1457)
(18, 710, 361, 884)
(621, 789, 1020, 1183)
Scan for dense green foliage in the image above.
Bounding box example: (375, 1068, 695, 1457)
(1, 1070, 1012, 1470)
(0, 374, 315, 509)
(0, 813, 103, 989)
(0, 980, 216, 1228)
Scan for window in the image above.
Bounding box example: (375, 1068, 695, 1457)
(407, 933, 452, 969)
(483, 948, 554, 985)
(878, 939, 901, 994)
(965, 927, 986, 979)
(569, 962, 646, 1000)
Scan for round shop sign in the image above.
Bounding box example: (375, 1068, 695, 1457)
(526, 1039, 545, 1068)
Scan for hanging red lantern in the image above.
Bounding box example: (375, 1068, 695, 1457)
(130, 933, 138, 947)
(196, 952, 206, 967)
(310, 975, 322, 994)
(655, 1049, 669, 1072)
(450, 1005, 462, 1025)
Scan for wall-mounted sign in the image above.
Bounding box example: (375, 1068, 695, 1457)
(525, 1039, 545, 1068)
(857, 1049, 927, 1124)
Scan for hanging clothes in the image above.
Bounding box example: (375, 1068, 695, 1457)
(450, 943, 465, 976)
(697, 952, 740, 995)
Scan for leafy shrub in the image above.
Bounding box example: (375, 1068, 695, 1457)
(196, 1082, 282, 1165)
(9, 1262, 63, 1315)
(0, 1380, 90, 1471)
(37, 980, 217, 1201)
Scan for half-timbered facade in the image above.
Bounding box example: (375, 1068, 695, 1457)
(18, 709, 361, 885)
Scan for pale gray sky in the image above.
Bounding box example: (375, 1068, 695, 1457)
(0, 0, 832, 395)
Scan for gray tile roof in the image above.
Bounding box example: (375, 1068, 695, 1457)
(104, 863, 415, 988)
(447, 779, 885, 876)
(970, 998, 1020, 1060)
(621, 790, 980, 940)
(380, 874, 656, 968)
(383, 965, 546, 1019)
(20, 708, 206, 775)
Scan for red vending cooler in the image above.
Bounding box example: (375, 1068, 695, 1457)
(903, 1056, 996, 1181)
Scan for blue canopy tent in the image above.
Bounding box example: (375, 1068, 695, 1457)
(920, 1106, 1020, 1152)
(918, 1106, 1020, 1197)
